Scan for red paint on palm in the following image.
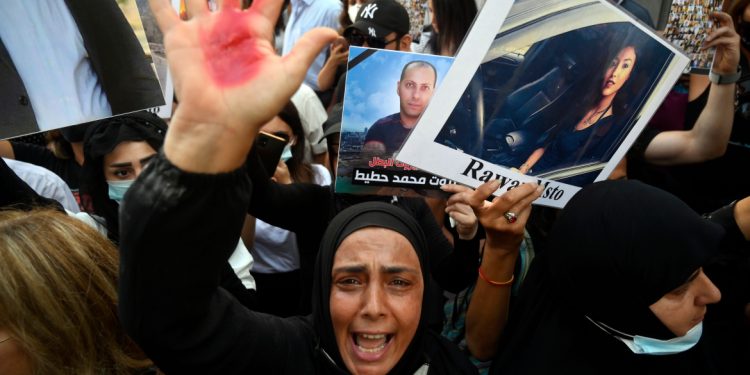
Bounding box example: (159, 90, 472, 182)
(201, 9, 260, 87)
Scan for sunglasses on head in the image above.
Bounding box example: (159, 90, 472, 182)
(345, 30, 399, 49)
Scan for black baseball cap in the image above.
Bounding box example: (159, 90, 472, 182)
(344, 0, 410, 40)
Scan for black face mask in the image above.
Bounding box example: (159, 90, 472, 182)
(740, 21, 750, 50)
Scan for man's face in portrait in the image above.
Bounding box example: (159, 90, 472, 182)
(396, 65, 436, 126)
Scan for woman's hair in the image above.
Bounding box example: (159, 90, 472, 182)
(428, 0, 477, 56)
(567, 24, 647, 122)
(730, 0, 750, 31)
(278, 102, 315, 184)
(81, 112, 167, 243)
(0, 209, 151, 374)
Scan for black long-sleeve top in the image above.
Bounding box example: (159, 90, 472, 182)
(119, 154, 319, 374)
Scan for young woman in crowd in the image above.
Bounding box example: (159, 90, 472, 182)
(248, 102, 331, 317)
(0, 210, 153, 375)
(80, 111, 257, 307)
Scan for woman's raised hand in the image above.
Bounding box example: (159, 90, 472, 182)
(705, 11, 740, 75)
(149, 0, 337, 172)
(465, 180, 541, 251)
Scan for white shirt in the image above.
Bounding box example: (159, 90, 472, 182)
(4, 158, 79, 212)
(291, 83, 329, 159)
(282, 0, 341, 90)
(251, 164, 331, 273)
(0, 0, 112, 131)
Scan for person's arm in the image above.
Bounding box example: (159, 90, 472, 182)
(464, 180, 541, 361)
(519, 147, 545, 174)
(644, 12, 740, 165)
(246, 147, 332, 233)
(317, 40, 348, 91)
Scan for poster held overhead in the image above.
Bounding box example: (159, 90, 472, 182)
(397, 0, 690, 208)
(335, 46, 455, 197)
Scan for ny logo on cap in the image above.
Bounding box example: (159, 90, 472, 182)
(368, 27, 377, 37)
(361, 3, 378, 19)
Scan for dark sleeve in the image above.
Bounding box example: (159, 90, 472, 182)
(118, 153, 315, 374)
(409, 199, 480, 293)
(0, 157, 64, 211)
(66, 0, 164, 113)
(246, 147, 332, 234)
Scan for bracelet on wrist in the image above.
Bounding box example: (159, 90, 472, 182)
(478, 266, 514, 287)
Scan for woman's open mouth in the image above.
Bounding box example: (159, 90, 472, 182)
(350, 333, 394, 360)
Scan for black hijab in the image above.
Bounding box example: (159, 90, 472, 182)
(81, 111, 167, 242)
(491, 180, 725, 374)
(311, 201, 477, 375)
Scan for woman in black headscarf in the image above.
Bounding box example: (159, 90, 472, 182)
(81, 111, 167, 243)
(120, 157, 479, 373)
(466, 180, 725, 374)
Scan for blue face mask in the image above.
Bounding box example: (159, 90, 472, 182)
(107, 180, 135, 204)
(586, 316, 703, 356)
(280, 143, 293, 162)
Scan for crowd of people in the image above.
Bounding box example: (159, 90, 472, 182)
(0, 0, 749, 374)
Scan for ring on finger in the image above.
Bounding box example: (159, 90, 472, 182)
(503, 211, 518, 224)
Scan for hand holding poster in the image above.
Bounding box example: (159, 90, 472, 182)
(663, 0, 725, 74)
(397, 0, 690, 208)
(335, 47, 454, 197)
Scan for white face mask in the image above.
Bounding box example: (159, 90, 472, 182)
(280, 143, 293, 162)
(107, 179, 136, 204)
(348, 3, 362, 22)
(586, 316, 703, 355)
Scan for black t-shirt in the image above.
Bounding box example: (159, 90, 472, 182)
(363, 113, 412, 156)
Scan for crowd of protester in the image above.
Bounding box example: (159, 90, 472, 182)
(0, 0, 749, 374)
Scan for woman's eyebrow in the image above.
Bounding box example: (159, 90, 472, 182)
(332, 265, 367, 274)
(381, 266, 419, 275)
(108, 161, 134, 168)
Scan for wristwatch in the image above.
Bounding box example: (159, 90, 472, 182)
(709, 66, 742, 85)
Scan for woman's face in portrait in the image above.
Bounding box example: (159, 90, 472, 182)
(649, 268, 721, 336)
(329, 227, 423, 375)
(601, 46, 637, 97)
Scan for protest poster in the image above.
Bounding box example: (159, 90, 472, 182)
(335, 47, 454, 197)
(663, 0, 724, 74)
(0, 0, 165, 140)
(397, 0, 690, 208)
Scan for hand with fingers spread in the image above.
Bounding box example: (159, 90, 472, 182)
(148, 0, 338, 172)
(704, 12, 740, 75)
(441, 184, 479, 240)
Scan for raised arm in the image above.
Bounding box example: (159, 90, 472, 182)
(118, 0, 336, 372)
(644, 12, 740, 165)
(464, 180, 541, 361)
